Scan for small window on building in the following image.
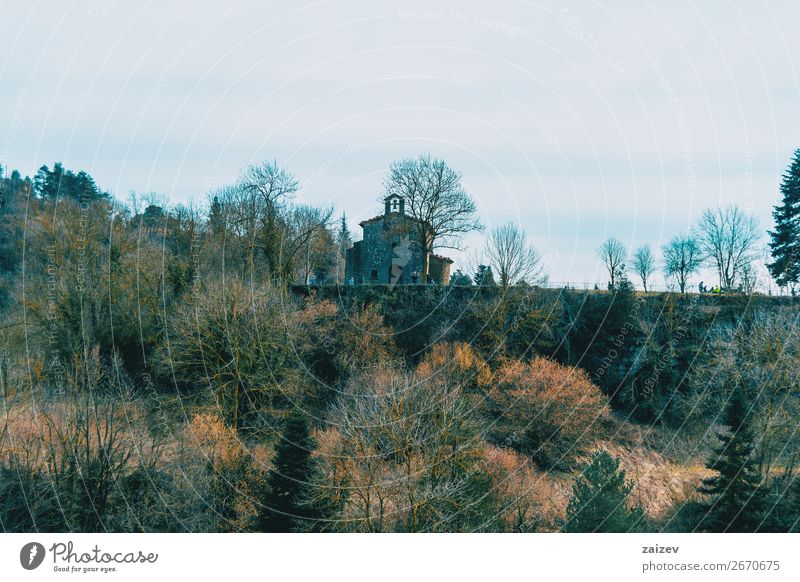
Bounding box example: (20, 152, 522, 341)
(370, 269, 378, 280)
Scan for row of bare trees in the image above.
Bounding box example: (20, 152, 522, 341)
(598, 205, 761, 292)
(207, 154, 487, 286)
(210, 161, 336, 283)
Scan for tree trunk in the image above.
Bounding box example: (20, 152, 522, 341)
(421, 231, 434, 283)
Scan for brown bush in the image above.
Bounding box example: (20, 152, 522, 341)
(310, 367, 496, 532)
(416, 342, 492, 393)
(482, 444, 569, 531)
(0, 396, 157, 531)
(332, 306, 398, 377)
(157, 278, 306, 430)
(485, 357, 610, 470)
(181, 413, 266, 532)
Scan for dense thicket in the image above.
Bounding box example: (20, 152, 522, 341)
(302, 283, 799, 429)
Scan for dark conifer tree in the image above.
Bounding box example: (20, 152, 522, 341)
(449, 269, 473, 286)
(73, 170, 100, 201)
(33, 164, 50, 197)
(768, 149, 800, 291)
(47, 162, 65, 198)
(208, 195, 226, 237)
(697, 387, 766, 532)
(336, 212, 351, 250)
(334, 213, 352, 283)
(256, 411, 320, 532)
(563, 450, 643, 532)
(474, 265, 496, 286)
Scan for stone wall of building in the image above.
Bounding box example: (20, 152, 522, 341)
(359, 215, 426, 284)
(429, 255, 453, 286)
(344, 241, 363, 282)
(344, 197, 452, 285)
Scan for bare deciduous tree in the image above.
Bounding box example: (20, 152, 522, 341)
(238, 159, 299, 215)
(739, 262, 758, 294)
(382, 154, 482, 281)
(597, 237, 627, 289)
(632, 245, 656, 292)
(487, 357, 609, 470)
(698, 205, 760, 289)
(283, 203, 335, 283)
(662, 234, 703, 293)
(221, 162, 335, 282)
(234, 160, 300, 277)
(312, 367, 493, 532)
(485, 222, 546, 288)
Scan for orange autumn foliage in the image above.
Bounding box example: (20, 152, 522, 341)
(486, 357, 610, 470)
(482, 444, 569, 531)
(416, 342, 492, 392)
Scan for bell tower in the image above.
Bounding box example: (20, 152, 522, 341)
(384, 193, 405, 215)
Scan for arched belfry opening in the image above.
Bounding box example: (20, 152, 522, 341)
(384, 194, 404, 215)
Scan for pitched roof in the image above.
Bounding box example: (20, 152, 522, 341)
(358, 214, 385, 227)
(358, 213, 422, 228)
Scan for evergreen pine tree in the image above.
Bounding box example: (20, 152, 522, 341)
(208, 195, 225, 237)
(33, 165, 50, 198)
(474, 265, 496, 286)
(256, 411, 320, 532)
(334, 213, 352, 283)
(47, 162, 65, 199)
(768, 148, 800, 291)
(336, 212, 352, 249)
(449, 269, 473, 286)
(31, 163, 105, 202)
(786, 477, 800, 533)
(563, 450, 643, 532)
(697, 387, 766, 532)
(73, 170, 104, 201)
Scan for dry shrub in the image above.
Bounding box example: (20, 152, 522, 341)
(417, 342, 492, 392)
(181, 413, 268, 531)
(595, 440, 712, 523)
(486, 356, 610, 470)
(159, 278, 304, 430)
(185, 413, 249, 467)
(311, 368, 494, 532)
(295, 301, 398, 379)
(311, 425, 399, 532)
(482, 444, 570, 531)
(1, 402, 276, 532)
(333, 306, 397, 376)
(293, 299, 335, 380)
(1, 397, 150, 472)
(0, 396, 157, 532)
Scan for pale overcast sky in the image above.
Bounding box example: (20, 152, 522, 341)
(2, 1, 799, 287)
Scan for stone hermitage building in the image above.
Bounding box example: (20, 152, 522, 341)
(345, 193, 453, 285)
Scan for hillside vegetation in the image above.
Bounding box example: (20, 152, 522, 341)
(1, 164, 798, 533)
